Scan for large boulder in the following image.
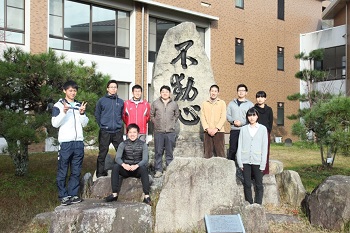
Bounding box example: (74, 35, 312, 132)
(276, 170, 306, 207)
(306, 175, 350, 231)
(241, 204, 269, 233)
(152, 22, 215, 140)
(32, 200, 152, 233)
(154, 157, 244, 233)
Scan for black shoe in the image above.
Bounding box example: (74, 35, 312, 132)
(70, 196, 82, 204)
(61, 196, 72, 206)
(105, 194, 118, 202)
(143, 197, 152, 206)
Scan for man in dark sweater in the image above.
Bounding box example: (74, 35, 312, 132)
(95, 80, 124, 178)
(105, 123, 151, 205)
(254, 91, 273, 174)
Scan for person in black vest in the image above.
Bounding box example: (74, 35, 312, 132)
(105, 123, 151, 205)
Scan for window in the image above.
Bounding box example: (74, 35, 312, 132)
(277, 47, 284, 71)
(116, 82, 130, 100)
(235, 0, 244, 9)
(277, 102, 284, 126)
(278, 0, 284, 20)
(0, 0, 25, 44)
(314, 46, 346, 81)
(148, 17, 206, 63)
(235, 38, 244, 65)
(49, 0, 130, 58)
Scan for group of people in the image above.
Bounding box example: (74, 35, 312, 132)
(201, 84, 273, 204)
(51, 80, 272, 207)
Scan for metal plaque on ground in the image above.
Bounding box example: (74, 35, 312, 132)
(204, 214, 245, 233)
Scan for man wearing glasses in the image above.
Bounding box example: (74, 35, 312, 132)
(226, 84, 254, 163)
(95, 80, 124, 178)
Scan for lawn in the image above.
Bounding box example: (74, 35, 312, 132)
(0, 143, 349, 233)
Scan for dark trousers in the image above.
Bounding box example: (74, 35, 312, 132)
(154, 132, 176, 172)
(57, 141, 84, 199)
(111, 164, 150, 195)
(228, 130, 240, 161)
(203, 132, 225, 158)
(96, 129, 124, 177)
(242, 164, 264, 204)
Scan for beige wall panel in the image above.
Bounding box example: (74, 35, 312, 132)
(30, 0, 48, 54)
(334, 8, 346, 26)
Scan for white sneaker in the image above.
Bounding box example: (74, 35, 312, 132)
(154, 171, 162, 178)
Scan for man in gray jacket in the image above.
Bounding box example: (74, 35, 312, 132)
(150, 85, 179, 178)
(226, 84, 254, 162)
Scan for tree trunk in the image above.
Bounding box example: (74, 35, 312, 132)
(9, 141, 29, 176)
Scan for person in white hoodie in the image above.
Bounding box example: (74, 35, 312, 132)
(51, 80, 89, 206)
(236, 108, 268, 205)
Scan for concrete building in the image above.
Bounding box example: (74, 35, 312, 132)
(0, 0, 324, 141)
(301, 0, 348, 99)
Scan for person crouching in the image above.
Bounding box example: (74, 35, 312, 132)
(105, 123, 151, 205)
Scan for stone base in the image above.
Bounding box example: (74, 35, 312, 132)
(174, 139, 204, 158)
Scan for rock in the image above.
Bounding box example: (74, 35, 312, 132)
(90, 176, 152, 202)
(81, 172, 93, 199)
(306, 175, 350, 231)
(154, 157, 244, 233)
(241, 204, 269, 233)
(49, 199, 152, 233)
(173, 140, 204, 158)
(269, 160, 283, 175)
(152, 22, 216, 140)
(276, 170, 306, 207)
(262, 174, 280, 206)
(266, 213, 300, 224)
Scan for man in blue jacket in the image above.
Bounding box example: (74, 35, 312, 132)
(95, 80, 124, 178)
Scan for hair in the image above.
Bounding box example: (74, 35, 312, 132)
(160, 85, 171, 93)
(246, 107, 259, 122)
(256, 91, 267, 98)
(132, 84, 142, 92)
(63, 80, 78, 91)
(237, 84, 248, 92)
(210, 84, 219, 92)
(107, 80, 118, 88)
(127, 123, 140, 133)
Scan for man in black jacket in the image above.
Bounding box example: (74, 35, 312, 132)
(105, 123, 152, 205)
(95, 80, 124, 178)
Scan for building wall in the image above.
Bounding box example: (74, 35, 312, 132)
(333, 7, 346, 26)
(30, 0, 48, 54)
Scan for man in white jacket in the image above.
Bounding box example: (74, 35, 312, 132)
(51, 80, 89, 206)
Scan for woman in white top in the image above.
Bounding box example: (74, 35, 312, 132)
(236, 108, 268, 204)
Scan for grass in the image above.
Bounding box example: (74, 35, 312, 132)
(270, 142, 350, 193)
(0, 143, 349, 232)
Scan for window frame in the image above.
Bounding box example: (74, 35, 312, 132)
(0, 0, 25, 45)
(235, 0, 244, 9)
(278, 0, 285, 20)
(277, 102, 284, 126)
(235, 38, 244, 65)
(49, 0, 130, 59)
(277, 46, 284, 71)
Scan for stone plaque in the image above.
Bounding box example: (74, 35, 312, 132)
(205, 214, 245, 233)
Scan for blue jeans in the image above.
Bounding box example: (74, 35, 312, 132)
(154, 132, 176, 172)
(57, 141, 84, 199)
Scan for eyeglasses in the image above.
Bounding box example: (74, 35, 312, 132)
(237, 89, 246, 92)
(108, 86, 118, 89)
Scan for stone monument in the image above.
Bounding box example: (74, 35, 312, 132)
(151, 22, 216, 157)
